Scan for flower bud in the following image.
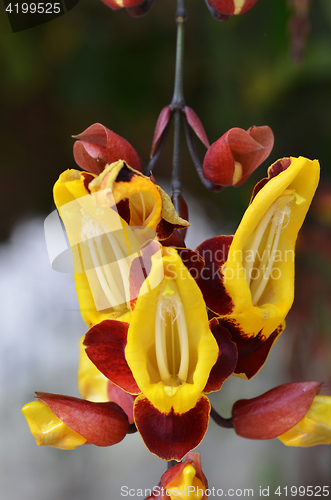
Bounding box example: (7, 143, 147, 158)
(73, 123, 142, 175)
(206, 0, 259, 16)
(202, 125, 274, 187)
(232, 382, 321, 440)
(278, 395, 331, 446)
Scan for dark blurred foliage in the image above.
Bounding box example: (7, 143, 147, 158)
(1, 0, 331, 239)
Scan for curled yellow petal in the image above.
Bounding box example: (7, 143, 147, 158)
(22, 401, 87, 449)
(279, 395, 331, 446)
(221, 157, 320, 344)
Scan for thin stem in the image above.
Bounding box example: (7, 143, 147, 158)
(210, 405, 234, 429)
(184, 119, 224, 193)
(171, 0, 186, 216)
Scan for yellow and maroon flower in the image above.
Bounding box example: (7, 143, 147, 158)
(83, 245, 237, 460)
(146, 452, 208, 499)
(53, 159, 188, 329)
(196, 157, 320, 378)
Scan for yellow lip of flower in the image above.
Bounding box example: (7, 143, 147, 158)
(278, 395, 331, 446)
(166, 464, 206, 500)
(22, 401, 87, 449)
(125, 246, 218, 415)
(220, 157, 320, 345)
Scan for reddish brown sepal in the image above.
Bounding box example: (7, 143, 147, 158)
(36, 392, 129, 446)
(250, 158, 292, 203)
(183, 107, 210, 148)
(232, 381, 322, 440)
(73, 123, 142, 175)
(150, 106, 173, 158)
(195, 235, 234, 316)
(218, 319, 283, 379)
(134, 395, 211, 461)
(204, 319, 238, 393)
(84, 320, 140, 394)
(202, 126, 274, 187)
(107, 381, 135, 424)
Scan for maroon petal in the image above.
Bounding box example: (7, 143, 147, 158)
(134, 395, 211, 461)
(204, 319, 238, 393)
(84, 320, 140, 394)
(232, 382, 322, 440)
(195, 235, 234, 316)
(36, 393, 129, 446)
(107, 382, 135, 424)
(151, 106, 173, 157)
(251, 158, 292, 202)
(177, 248, 205, 281)
(183, 107, 210, 148)
(218, 318, 283, 379)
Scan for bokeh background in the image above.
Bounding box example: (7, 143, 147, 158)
(1, 0, 331, 498)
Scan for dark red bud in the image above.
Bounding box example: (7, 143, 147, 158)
(73, 123, 142, 175)
(232, 382, 321, 440)
(202, 125, 274, 187)
(36, 392, 130, 446)
(206, 0, 259, 16)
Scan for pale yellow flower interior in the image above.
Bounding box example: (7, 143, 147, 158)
(243, 189, 306, 306)
(155, 279, 191, 388)
(129, 192, 157, 227)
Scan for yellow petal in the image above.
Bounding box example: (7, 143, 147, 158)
(77, 335, 109, 402)
(54, 168, 132, 328)
(22, 401, 87, 449)
(89, 161, 163, 230)
(125, 246, 218, 414)
(279, 395, 331, 446)
(220, 157, 320, 344)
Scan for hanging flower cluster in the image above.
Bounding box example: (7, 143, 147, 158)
(21, 0, 331, 492)
(22, 121, 330, 467)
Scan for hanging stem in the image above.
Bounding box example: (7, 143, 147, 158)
(210, 405, 234, 429)
(171, 0, 186, 216)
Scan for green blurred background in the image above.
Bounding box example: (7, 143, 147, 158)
(1, 1, 331, 498)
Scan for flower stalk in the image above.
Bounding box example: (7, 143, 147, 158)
(171, 0, 186, 216)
